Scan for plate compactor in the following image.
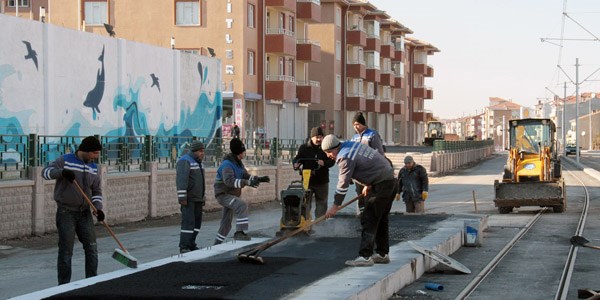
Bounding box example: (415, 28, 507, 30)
(276, 159, 318, 236)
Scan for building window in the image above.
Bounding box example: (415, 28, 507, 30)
(287, 58, 294, 77)
(279, 57, 284, 75)
(335, 7, 341, 27)
(8, 0, 29, 7)
(181, 49, 200, 55)
(83, 1, 107, 26)
(336, 75, 341, 94)
(247, 3, 255, 28)
(247, 51, 255, 75)
(289, 15, 295, 33)
(175, 0, 200, 25)
(335, 41, 341, 61)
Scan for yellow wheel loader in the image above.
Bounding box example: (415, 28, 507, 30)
(494, 118, 566, 214)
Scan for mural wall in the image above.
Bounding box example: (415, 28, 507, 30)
(0, 14, 222, 140)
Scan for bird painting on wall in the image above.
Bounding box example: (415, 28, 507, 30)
(22, 41, 38, 70)
(150, 73, 161, 92)
(208, 47, 216, 57)
(103, 23, 116, 37)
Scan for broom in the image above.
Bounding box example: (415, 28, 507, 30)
(237, 194, 362, 264)
(73, 181, 138, 268)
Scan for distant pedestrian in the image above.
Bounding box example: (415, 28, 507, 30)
(231, 122, 240, 139)
(176, 141, 206, 253)
(350, 112, 386, 215)
(323, 135, 396, 267)
(292, 127, 335, 218)
(396, 155, 429, 213)
(213, 138, 270, 244)
(41, 136, 104, 285)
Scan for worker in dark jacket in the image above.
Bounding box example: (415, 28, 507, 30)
(41, 136, 104, 285)
(213, 138, 270, 244)
(292, 127, 335, 218)
(176, 141, 206, 253)
(396, 155, 429, 213)
(323, 135, 397, 267)
(350, 112, 386, 216)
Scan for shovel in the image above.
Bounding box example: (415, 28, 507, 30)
(237, 194, 362, 265)
(570, 235, 600, 250)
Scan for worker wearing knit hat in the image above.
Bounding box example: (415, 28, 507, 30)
(78, 136, 102, 152)
(189, 141, 205, 152)
(310, 126, 324, 138)
(230, 138, 246, 155)
(321, 134, 341, 152)
(352, 112, 366, 126)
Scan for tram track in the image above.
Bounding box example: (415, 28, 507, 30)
(455, 161, 591, 300)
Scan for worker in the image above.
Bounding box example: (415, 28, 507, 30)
(41, 136, 104, 284)
(176, 140, 206, 253)
(350, 112, 386, 215)
(213, 138, 270, 244)
(396, 155, 429, 213)
(323, 134, 396, 267)
(292, 127, 335, 218)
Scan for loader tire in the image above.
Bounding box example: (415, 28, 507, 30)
(553, 205, 565, 213)
(498, 207, 513, 214)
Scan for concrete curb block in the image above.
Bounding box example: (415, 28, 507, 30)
(286, 215, 485, 300)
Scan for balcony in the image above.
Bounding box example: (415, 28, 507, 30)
(266, 0, 296, 12)
(346, 92, 366, 111)
(346, 60, 366, 78)
(365, 35, 381, 52)
(414, 63, 434, 77)
(412, 111, 428, 122)
(296, 40, 321, 62)
(366, 99, 380, 113)
(297, 0, 321, 23)
(296, 80, 321, 104)
(394, 103, 403, 115)
(266, 28, 296, 56)
(265, 75, 296, 101)
(381, 44, 395, 59)
(380, 101, 392, 113)
(380, 72, 394, 86)
(393, 76, 404, 88)
(413, 86, 432, 99)
(347, 29, 366, 46)
(394, 49, 404, 61)
(366, 66, 380, 82)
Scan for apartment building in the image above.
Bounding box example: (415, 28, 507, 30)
(308, 0, 438, 145)
(3, 0, 438, 145)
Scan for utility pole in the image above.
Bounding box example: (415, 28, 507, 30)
(563, 82, 566, 156)
(575, 58, 580, 163)
(589, 88, 592, 151)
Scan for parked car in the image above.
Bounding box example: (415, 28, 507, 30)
(565, 144, 579, 156)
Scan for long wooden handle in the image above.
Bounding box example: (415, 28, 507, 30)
(73, 180, 128, 252)
(583, 244, 600, 251)
(256, 194, 362, 251)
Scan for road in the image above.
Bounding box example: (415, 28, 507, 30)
(2, 151, 600, 299)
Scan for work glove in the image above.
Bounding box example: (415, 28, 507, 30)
(422, 191, 428, 201)
(94, 209, 105, 222)
(258, 176, 270, 183)
(395, 194, 401, 201)
(62, 169, 75, 182)
(248, 177, 260, 188)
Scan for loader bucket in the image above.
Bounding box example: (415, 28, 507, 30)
(493, 178, 566, 213)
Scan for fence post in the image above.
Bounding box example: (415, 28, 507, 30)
(28, 133, 38, 167)
(144, 135, 153, 163)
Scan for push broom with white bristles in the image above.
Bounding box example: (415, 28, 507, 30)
(74, 181, 138, 268)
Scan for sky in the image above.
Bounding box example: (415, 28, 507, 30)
(368, 0, 600, 119)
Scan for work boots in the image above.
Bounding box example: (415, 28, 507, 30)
(234, 231, 251, 241)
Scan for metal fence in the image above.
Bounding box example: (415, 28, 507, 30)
(0, 134, 305, 180)
(432, 139, 494, 152)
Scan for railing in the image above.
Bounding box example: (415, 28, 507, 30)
(297, 0, 320, 4)
(296, 80, 321, 87)
(266, 74, 296, 82)
(366, 63, 380, 70)
(347, 59, 365, 65)
(347, 91, 365, 98)
(433, 139, 494, 152)
(296, 39, 321, 46)
(0, 134, 307, 180)
(266, 27, 295, 37)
